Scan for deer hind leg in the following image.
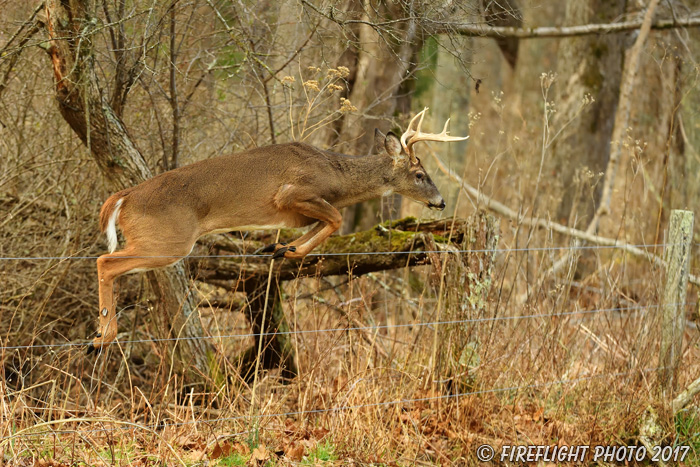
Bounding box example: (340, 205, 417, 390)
(89, 242, 193, 353)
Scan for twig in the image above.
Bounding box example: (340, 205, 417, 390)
(0, 418, 187, 466)
(673, 376, 700, 413)
(168, 1, 180, 169)
(0, 2, 44, 55)
(312, 295, 390, 360)
(0, 4, 44, 101)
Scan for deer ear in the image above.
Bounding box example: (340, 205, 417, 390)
(385, 132, 408, 166)
(374, 128, 386, 153)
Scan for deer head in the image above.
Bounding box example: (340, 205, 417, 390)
(374, 107, 469, 211)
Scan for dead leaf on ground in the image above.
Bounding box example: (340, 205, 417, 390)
(285, 442, 305, 461)
(249, 444, 270, 465)
(186, 450, 206, 462)
(211, 441, 233, 459)
(175, 434, 204, 451)
(235, 442, 251, 456)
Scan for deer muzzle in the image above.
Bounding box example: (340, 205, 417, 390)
(428, 199, 446, 211)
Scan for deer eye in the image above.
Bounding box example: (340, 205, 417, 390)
(416, 172, 424, 180)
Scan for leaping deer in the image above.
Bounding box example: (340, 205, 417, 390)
(89, 108, 468, 353)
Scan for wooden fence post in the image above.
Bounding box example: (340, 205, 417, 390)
(659, 209, 694, 396)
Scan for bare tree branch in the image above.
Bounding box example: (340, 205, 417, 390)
(44, 0, 215, 380)
(0, 2, 44, 54)
(0, 3, 45, 103)
(673, 375, 700, 413)
(479, 0, 522, 67)
(441, 15, 700, 39)
(168, 1, 180, 169)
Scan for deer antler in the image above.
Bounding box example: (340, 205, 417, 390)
(400, 107, 469, 162)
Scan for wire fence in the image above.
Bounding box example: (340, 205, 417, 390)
(0, 302, 681, 352)
(0, 241, 681, 261)
(0, 237, 695, 448)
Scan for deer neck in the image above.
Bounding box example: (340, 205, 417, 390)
(330, 153, 395, 208)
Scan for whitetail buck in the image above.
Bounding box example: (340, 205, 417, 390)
(89, 108, 467, 353)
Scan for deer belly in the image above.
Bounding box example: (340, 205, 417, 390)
(208, 224, 286, 234)
(203, 212, 315, 235)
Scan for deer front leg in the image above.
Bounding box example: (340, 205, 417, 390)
(282, 222, 329, 258)
(259, 222, 323, 259)
(258, 242, 287, 253)
(273, 186, 342, 259)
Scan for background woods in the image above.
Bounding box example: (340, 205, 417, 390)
(2, 0, 700, 464)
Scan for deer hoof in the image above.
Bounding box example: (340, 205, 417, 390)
(272, 245, 296, 259)
(86, 342, 105, 356)
(258, 242, 287, 254)
(87, 330, 106, 355)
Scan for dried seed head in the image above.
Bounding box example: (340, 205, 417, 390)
(339, 97, 357, 113)
(303, 80, 320, 92)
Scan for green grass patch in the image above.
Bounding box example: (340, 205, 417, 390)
(302, 440, 337, 464)
(218, 452, 248, 466)
(675, 409, 700, 463)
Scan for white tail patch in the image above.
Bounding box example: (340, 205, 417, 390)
(106, 198, 123, 253)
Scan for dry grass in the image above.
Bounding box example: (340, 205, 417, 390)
(1, 234, 698, 465)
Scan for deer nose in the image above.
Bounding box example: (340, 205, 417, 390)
(429, 199, 446, 211)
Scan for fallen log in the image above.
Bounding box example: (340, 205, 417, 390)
(189, 214, 499, 381)
(195, 217, 477, 284)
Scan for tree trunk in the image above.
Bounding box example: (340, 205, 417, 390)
(647, 32, 686, 245)
(196, 218, 486, 284)
(432, 212, 499, 391)
(44, 0, 213, 381)
(551, 0, 627, 227)
(196, 216, 499, 380)
(238, 279, 297, 381)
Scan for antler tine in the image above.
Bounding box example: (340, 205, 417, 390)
(437, 118, 470, 142)
(408, 117, 469, 148)
(413, 107, 427, 133)
(399, 108, 468, 163)
(441, 119, 450, 134)
(400, 107, 429, 157)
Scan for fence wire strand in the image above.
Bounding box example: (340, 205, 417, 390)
(0, 241, 679, 261)
(0, 302, 681, 352)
